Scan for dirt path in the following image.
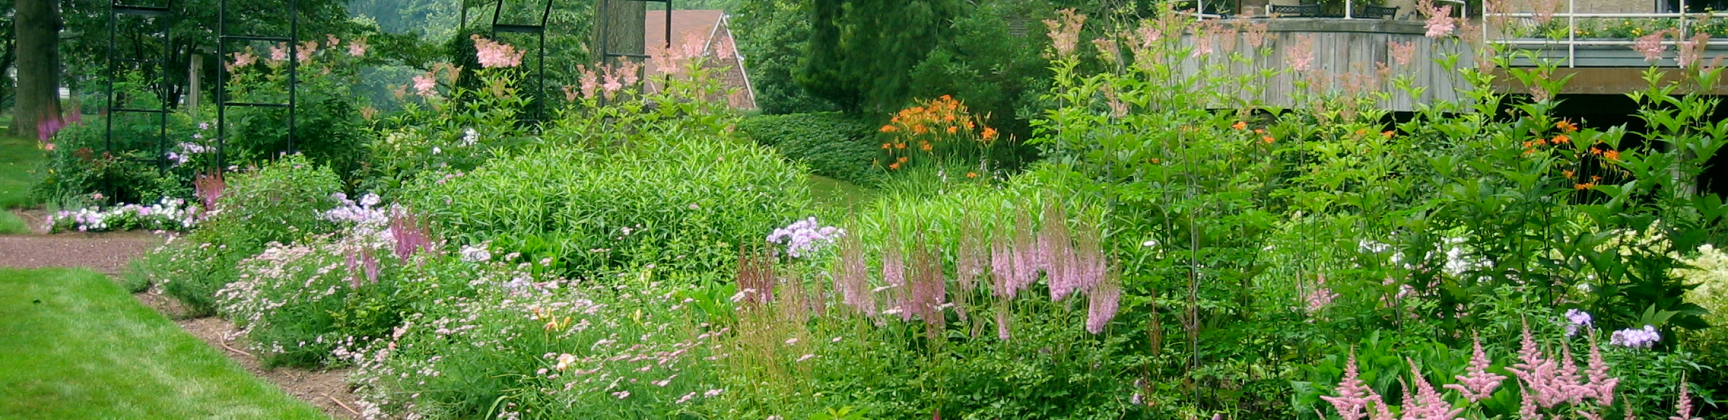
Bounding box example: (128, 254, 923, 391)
(0, 220, 361, 420)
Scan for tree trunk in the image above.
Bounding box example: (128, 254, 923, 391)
(593, 0, 645, 66)
(11, 0, 59, 138)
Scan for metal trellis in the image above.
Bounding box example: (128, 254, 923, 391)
(489, 0, 555, 122)
(214, 0, 299, 170)
(104, 0, 175, 170)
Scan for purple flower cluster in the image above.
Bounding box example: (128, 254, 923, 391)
(1609, 325, 1660, 349)
(1564, 309, 1593, 337)
(766, 217, 844, 259)
(322, 192, 388, 226)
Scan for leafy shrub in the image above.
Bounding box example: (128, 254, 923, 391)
(738, 112, 881, 185)
(147, 155, 343, 315)
(402, 136, 808, 277)
(221, 37, 374, 183)
(342, 265, 723, 420)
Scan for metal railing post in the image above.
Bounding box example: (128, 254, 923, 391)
(1569, 0, 1577, 68)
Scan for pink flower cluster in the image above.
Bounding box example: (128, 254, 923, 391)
(472, 35, 524, 69)
(1044, 9, 1087, 58)
(1419, 0, 1456, 39)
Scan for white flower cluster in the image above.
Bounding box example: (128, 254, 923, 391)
(323, 193, 388, 226)
(766, 217, 844, 259)
(45, 197, 198, 233)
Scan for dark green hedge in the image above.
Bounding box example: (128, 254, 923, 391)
(738, 112, 882, 186)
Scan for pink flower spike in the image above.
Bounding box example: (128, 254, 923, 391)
(1404, 358, 1465, 420)
(1321, 350, 1373, 420)
(1445, 335, 1507, 402)
(1672, 378, 1701, 420)
(1585, 333, 1619, 405)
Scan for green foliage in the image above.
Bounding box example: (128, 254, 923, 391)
(221, 46, 374, 183)
(216, 233, 405, 368)
(148, 155, 342, 315)
(402, 137, 808, 277)
(738, 112, 881, 186)
(344, 266, 722, 420)
(0, 268, 328, 419)
(799, 0, 959, 114)
(732, 0, 836, 114)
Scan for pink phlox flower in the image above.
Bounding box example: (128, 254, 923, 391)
(1402, 358, 1464, 420)
(1322, 351, 1374, 420)
(1445, 336, 1507, 402)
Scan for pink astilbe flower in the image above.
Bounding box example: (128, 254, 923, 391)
(1044, 9, 1086, 58)
(577, 65, 600, 100)
(388, 207, 434, 263)
(297, 41, 319, 63)
(1305, 274, 1339, 313)
(1445, 336, 1508, 402)
(1403, 358, 1465, 420)
(1041, 202, 1081, 302)
(909, 241, 948, 331)
(472, 35, 524, 68)
(834, 234, 875, 315)
(1584, 334, 1619, 405)
(348, 38, 368, 57)
(1634, 30, 1672, 63)
(617, 60, 642, 87)
(229, 50, 257, 72)
(1010, 209, 1041, 294)
(1094, 38, 1121, 65)
(1322, 351, 1374, 420)
(412, 73, 438, 97)
(1388, 41, 1417, 67)
(326, 33, 340, 48)
(1085, 268, 1120, 334)
(1419, 0, 1456, 39)
(1507, 323, 1597, 409)
(883, 240, 910, 322)
(990, 229, 1019, 299)
(269, 43, 289, 63)
(601, 71, 622, 100)
(995, 303, 1012, 340)
(1191, 21, 1218, 58)
(194, 173, 225, 211)
(956, 219, 986, 293)
(1287, 34, 1316, 72)
(1677, 33, 1712, 69)
(1672, 378, 1701, 420)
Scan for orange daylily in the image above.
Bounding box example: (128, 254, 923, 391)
(1556, 120, 1578, 132)
(1604, 150, 1621, 161)
(1232, 121, 1247, 130)
(966, 172, 978, 178)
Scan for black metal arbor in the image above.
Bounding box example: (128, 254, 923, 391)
(487, 0, 553, 121)
(104, 0, 175, 169)
(598, 0, 672, 65)
(214, 0, 300, 170)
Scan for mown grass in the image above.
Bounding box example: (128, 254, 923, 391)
(0, 135, 44, 234)
(0, 135, 44, 209)
(0, 268, 329, 420)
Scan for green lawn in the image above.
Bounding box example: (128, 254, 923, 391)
(0, 135, 44, 234)
(0, 135, 44, 209)
(808, 174, 875, 214)
(0, 268, 329, 420)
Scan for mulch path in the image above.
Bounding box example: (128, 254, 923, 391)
(0, 210, 362, 420)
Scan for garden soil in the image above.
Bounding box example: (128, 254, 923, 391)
(0, 217, 362, 420)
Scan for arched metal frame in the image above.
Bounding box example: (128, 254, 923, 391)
(489, 0, 555, 122)
(214, 0, 299, 170)
(104, 0, 175, 170)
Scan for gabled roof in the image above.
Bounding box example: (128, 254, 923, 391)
(644, 10, 725, 60)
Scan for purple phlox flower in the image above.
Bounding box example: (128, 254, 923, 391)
(1445, 335, 1507, 402)
(1609, 325, 1660, 349)
(766, 217, 843, 259)
(1402, 358, 1465, 420)
(1565, 309, 1594, 337)
(1322, 351, 1374, 420)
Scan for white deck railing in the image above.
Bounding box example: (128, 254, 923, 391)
(1483, 0, 1728, 67)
